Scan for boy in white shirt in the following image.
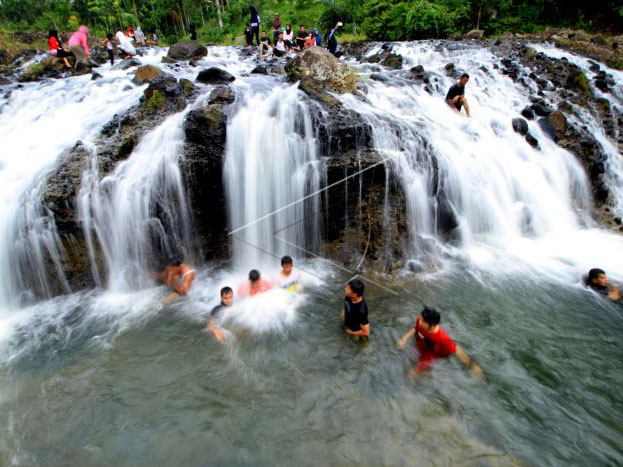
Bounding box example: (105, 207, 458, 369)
(276, 255, 302, 293)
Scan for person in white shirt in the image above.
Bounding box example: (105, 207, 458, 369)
(275, 255, 302, 293)
(283, 24, 293, 51)
(273, 31, 287, 57)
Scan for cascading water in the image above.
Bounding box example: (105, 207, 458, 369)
(341, 42, 598, 271)
(224, 82, 324, 270)
(0, 72, 147, 308)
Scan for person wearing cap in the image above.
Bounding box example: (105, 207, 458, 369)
(397, 306, 483, 379)
(272, 14, 282, 44)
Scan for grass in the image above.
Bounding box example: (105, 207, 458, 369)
(0, 30, 48, 61)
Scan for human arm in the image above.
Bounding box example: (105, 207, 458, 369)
(207, 318, 226, 343)
(462, 97, 471, 117)
(607, 285, 620, 301)
(397, 328, 415, 349)
(345, 323, 370, 337)
(455, 345, 483, 378)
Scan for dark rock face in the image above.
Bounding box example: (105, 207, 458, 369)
(521, 107, 535, 120)
(525, 132, 539, 149)
(196, 67, 235, 84)
(167, 40, 208, 61)
(117, 58, 142, 70)
(512, 118, 529, 135)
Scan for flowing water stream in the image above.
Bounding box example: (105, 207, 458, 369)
(0, 42, 622, 466)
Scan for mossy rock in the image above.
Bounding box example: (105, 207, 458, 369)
(566, 70, 591, 96)
(180, 78, 194, 96)
(285, 47, 357, 94)
(144, 89, 165, 110)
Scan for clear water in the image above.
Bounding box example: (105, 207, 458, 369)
(1, 42, 623, 466)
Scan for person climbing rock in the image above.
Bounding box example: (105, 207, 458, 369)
(397, 306, 483, 378)
(116, 31, 136, 58)
(48, 30, 72, 68)
(67, 25, 92, 67)
(340, 279, 370, 340)
(238, 269, 272, 298)
(584, 268, 620, 301)
(445, 73, 471, 117)
(207, 287, 234, 343)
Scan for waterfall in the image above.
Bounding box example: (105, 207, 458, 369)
(224, 83, 324, 270)
(0, 74, 146, 308)
(339, 42, 594, 266)
(79, 109, 193, 292)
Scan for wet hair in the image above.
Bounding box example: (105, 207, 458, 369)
(220, 286, 233, 297)
(107, 32, 113, 40)
(249, 269, 261, 282)
(49, 30, 58, 39)
(281, 255, 293, 266)
(586, 268, 606, 285)
(168, 258, 182, 267)
(461, 73, 470, 79)
(347, 278, 364, 297)
(261, 30, 267, 35)
(421, 306, 441, 326)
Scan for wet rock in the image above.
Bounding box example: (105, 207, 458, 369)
(590, 34, 607, 46)
(594, 79, 609, 92)
(546, 111, 568, 140)
(521, 107, 535, 120)
(512, 117, 529, 135)
(381, 53, 403, 69)
(196, 67, 235, 84)
(161, 56, 177, 64)
(565, 70, 591, 96)
(525, 132, 539, 149)
(409, 65, 430, 83)
(91, 71, 103, 80)
(132, 65, 163, 85)
(531, 101, 553, 116)
(370, 73, 391, 83)
(167, 40, 208, 61)
(117, 58, 141, 70)
(251, 65, 268, 74)
(208, 85, 235, 105)
(465, 29, 485, 40)
(285, 47, 356, 94)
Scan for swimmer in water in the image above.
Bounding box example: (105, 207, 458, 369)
(584, 268, 620, 301)
(445, 73, 471, 117)
(160, 258, 197, 304)
(207, 287, 234, 343)
(397, 306, 483, 379)
(238, 269, 272, 298)
(275, 255, 303, 293)
(340, 279, 370, 339)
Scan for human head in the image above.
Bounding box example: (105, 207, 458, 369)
(220, 286, 234, 306)
(79, 25, 89, 35)
(345, 279, 364, 298)
(49, 30, 58, 39)
(275, 14, 279, 18)
(300, 25, 306, 32)
(281, 255, 293, 273)
(250, 6, 257, 15)
(459, 73, 469, 86)
(277, 32, 283, 41)
(107, 32, 113, 40)
(249, 269, 261, 283)
(286, 24, 291, 30)
(420, 306, 441, 330)
(588, 268, 607, 287)
(168, 258, 182, 267)
(261, 30, 267, 37)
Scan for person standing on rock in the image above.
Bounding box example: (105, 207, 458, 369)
(340, 279, 370, 340)
(135, 27, 146, 46)
(272, 14, 282, 44)
(250, 6, 261, 46)
(68, 25, 92, 67)
(104, 33, 115, 66)
(244, 23, 253, 48)
(207, 287, 234, 343)
(397, 306, 483, 379)
(445, 73, 471, 117)
(48, 30, 72, 68)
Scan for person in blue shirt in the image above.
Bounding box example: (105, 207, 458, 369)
(312, 28, 322, 47)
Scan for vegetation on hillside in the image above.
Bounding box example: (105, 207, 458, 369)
(0, 0, 621, 46)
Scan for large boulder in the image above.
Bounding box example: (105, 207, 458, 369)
(590, 34, 608, 46)
(132, 65, 163, 85)
(167, 40, 208, 61)
(512, 117, 529, 135)
(196, 67, 235, 84)
(208, 85, 235, 105)
(565, 70, 591, 96)
(465, 29, 485, 40)
(547, 111, 567, 140)
(381, 53, 403, 69)
(285, 46, 356, 94)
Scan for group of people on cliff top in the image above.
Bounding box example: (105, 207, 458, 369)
(245, 7, 341, 58)
(48, 25, 159, 69)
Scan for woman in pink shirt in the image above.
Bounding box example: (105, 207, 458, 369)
(68, 25, 91, 66)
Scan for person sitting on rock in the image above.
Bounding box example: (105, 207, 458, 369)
(273, 31, 287, 57)
(584, 268, 620, 301)
(238, 269, 272, 298)
(48, 30, 72, 68)
(67, 25, 93, 67)
(259, 30, 272, 57)
(312, 27, 322, 47)
(283, 24, 294, 51)
(296, 25, 308, 51)
(445, 73, 471, 117)
(304, 33, 316, 49)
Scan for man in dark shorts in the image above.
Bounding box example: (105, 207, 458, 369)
(397, 306, 482, 378)
(207, 287, 234, 343)
(446, 73, 471, 117)
(340, 279, 370, 339)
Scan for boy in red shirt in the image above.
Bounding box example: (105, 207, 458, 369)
(397, 307, 482, 378)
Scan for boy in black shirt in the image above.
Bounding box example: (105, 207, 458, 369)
(207, 287, 234, 343)
(340, 279, 370, 338)
(445, 73, 471, 117)
(296, 25, 308, 50)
